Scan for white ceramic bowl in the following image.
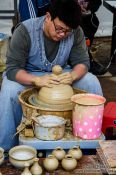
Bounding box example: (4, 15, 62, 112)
(9, 145, 37, 168)
(0, 147, 4, 165)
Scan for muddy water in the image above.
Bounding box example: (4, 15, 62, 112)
(74, 96, 102, 105)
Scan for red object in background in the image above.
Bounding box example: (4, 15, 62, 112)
(102, 102, 116, 134)
(86, 38, 90, 47)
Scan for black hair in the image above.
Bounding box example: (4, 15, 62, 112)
(49, 0, 82, 29)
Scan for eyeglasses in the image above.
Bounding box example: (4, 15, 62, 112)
(53, 20, 73, 34)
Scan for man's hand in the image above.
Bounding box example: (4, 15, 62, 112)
(32, 74, 60, 88)
(58, 71, 78, 85)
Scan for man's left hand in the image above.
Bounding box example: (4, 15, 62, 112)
(58, 71, 77, 85)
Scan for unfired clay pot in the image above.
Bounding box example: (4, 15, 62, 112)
(9, 145, 37, 168)
(61, 154, 77, 171)
(52, 147, 66, 161)
(43, 155, 59, 172)
(21, 163, 32, 175)
(30, 158, 42, 175)
(0, 147, 4, 165)
(68, 146, 82, 160)
(35, 65, 74, 110)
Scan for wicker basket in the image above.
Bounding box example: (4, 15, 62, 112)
(19, 87, 86, 120)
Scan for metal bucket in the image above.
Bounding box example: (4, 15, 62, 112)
(71, 93, 106, 139)
(33, 115, 66, 140)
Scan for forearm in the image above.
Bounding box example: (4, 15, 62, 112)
(71, 64, 88, 81)
(15, 70, 37, 85)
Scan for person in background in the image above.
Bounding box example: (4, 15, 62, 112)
(78, 0, 102, 45)
(19, 0, 50, 21)
(0, 0, 102, 151)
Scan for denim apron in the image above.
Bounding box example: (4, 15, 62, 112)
(23, 16, 74, 73)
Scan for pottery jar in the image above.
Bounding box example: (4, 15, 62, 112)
(68, 146, 82, 160)
(52, 147, 66, 161)
(0, 172, 2, 175)
(43, 155, 59, 172)
(30, 158, 42, 175)
(0, 147, 4, 165)
(61, 154, 77, 171)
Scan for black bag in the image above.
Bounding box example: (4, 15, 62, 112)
(89, 59, 109, 75)
(89, 51, 109, 75)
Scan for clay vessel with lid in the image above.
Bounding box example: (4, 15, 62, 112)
(36, 65, 74, 110)
(61, 154, 77, 171)
(43, 154, 59, 172)
(30, 158, 42, 175)
(52, 147, 66, 161)
(68, 146, 82, 160)
(21, 163, 32, 175)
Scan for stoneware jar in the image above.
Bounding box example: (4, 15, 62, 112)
(61, 154, 77, 171)
(52, 147, 66, 161)
(30, 158, 42, 175)
(68, 146, 82, 160)
(0, 147, 4, 165)
(43, 155, 59, 172)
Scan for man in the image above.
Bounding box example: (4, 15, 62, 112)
(0, 0, 102, 151)
(78, 0, 102, 45)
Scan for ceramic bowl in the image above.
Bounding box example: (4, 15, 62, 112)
(9, 145, 37, 168)
(0, 147, 4, 165)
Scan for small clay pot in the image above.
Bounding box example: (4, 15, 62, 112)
(21, 163, 32, 175)
(68, 146, 82, 160)
(30, 158, 42, 175)
(52, 147, 66, 161)
(0, 148, 4, 165)
(61, 154, 77, 171)
(43, 155, 59, 172)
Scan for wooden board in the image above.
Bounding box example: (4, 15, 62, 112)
(99, 140, 116, 168)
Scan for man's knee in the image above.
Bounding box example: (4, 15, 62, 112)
(72, 72, 103, 96)
(0, 77, 25, 99)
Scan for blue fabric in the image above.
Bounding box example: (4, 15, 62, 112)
(36, 0, 50, 8)
(19, 0, 50, 22)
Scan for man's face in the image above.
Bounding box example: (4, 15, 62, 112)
(44, 13, 73, 41)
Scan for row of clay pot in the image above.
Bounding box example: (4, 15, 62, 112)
(52, 146, 82, 161)
(44, 146, 83, 172)
(21, 146, 82, 174)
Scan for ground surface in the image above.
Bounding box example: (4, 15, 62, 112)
(91, 37, 116, 102)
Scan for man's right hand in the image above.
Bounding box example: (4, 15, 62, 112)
(32, 74, 60, 88)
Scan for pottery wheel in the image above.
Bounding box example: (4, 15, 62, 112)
(28, 94, 73, 111)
